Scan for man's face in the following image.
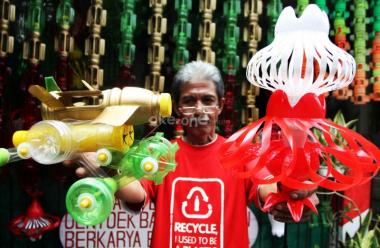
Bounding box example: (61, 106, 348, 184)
(176, 80, 223, 139)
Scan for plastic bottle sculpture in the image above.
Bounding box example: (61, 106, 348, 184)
(9, 196, 60, 241)
(54, 0, 75, 91)
(0, 148, 20, 166)
(172, 0, 192, 71)
(221, 0, 241, 137)
(332, 0, 353, 100)
(351, 0, 370, 104)
(219, 4, 380, 222)
(95, 132, 177, 184)
(370, 0, 380, 100)
(118, 0, 137, 86)
(66, 132, 178, 226)
(11, 120, 133, 165)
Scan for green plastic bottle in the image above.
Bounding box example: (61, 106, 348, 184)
(0, 148, 21, 167)
(67, 133, 178, 226)
(66, 177, 117, 226)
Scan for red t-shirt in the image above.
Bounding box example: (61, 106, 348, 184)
(140, 135, 260, 248)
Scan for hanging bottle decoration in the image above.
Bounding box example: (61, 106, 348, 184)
(370, 0, 380, 101)
(221, 0, 240, 137)
(21, 0, 46, 92)
(173, 0, 192, 71)
(315, 0, 328, 15)
(241, 0, 262, 125)
(220, 4, 380, 222)
(173, 0, 192, 138)
(0, 0, 15, 146)
(0, 0, 15, 58)
(332, 0, 353, 100)
(9, 195, 60, 242)
(55, 0, 75, 91)
(145, 0, 167, 92)
(10, 1, 45, 189)
(197, 0, 216, 64)
(10, 165, 59, 242)
(18, 0, 46, 129)
(351, 0, 370, 104)
(15, 1, 27, 43)
(118, 0, 137, 87)
(43, 0, 56, 24)
(267, 0, 282, 43)
(296, 0, 309, 16)
(84, 0, 106, 89)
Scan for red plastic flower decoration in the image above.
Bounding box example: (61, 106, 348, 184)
(9, 197, 60, 241)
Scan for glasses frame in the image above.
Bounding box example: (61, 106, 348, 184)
(178, 105, 220, 115)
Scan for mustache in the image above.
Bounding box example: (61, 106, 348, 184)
(197, 115, 210, 122)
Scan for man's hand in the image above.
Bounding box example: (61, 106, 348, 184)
(63, 153, 101, 177)
(259, 184, 319, 223)
(270, 189, 319, 222)
(63, 153, 146, 205)
(63, 160, 88, 177)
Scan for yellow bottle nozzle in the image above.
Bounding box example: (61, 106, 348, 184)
(140, 157, 158, 174)
(97, 153, 108, 163)
(143, 162, 154, 172)
(13, 131, 28, 147)
(18, 147, 29, 158)
(79, 197, 93, 209)
(79, 198, 92, 208)
(159, 93, 172, 117)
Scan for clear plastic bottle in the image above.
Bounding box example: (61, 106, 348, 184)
(12, 120, 134, 164)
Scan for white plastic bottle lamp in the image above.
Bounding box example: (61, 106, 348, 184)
(246, 4, 356, 106)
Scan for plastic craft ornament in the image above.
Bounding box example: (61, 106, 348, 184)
(11, 120, 133, 165)
(0, 148, 21, 167)
(95, 132, 178, 184)
(65, 132, 178, 226)
(9, 197, 60, 241)
(219, 4, 380, 222)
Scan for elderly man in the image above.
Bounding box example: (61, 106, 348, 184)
(76, 61, 317, 248)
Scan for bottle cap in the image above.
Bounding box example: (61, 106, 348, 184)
(0, 148, 10, 167)
(12, 131, 28, 147)
(159, 93, 172, 117)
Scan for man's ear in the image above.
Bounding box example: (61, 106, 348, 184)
(217, 97, 225, 115)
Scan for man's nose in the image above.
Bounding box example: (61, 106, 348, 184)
(193, 102, 203, 114)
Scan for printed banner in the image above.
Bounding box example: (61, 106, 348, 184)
(59, 199, 155, 248)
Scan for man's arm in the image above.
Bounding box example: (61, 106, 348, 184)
(115, 180, 146, 204)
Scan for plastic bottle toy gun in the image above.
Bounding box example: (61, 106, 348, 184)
(66, 132, 178, 226)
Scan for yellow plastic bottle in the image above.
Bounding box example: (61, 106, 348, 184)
(12, 120, 134, 164)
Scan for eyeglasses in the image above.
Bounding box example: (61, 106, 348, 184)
(179, 106, 219, 115)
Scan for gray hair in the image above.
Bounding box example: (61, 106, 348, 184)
(171, 61, 225, 103)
